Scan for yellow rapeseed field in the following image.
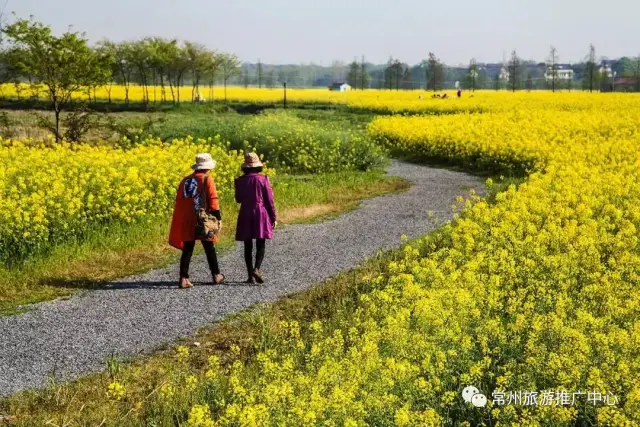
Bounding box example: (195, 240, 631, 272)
(146, 94, 640, 425)
(6, 91, 640, 425)
(6, 83, 637, 114)
(0, 137, 244, 261)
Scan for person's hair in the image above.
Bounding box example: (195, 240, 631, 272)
(243, 166, 263, 174)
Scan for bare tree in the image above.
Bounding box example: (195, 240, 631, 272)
(547, 46, 559, 92)
(508, 51, 520, 92)
(585, 44, 597, 93)
(427, 53, 443, 92)
(467, 58, 478, 92)
(220, 53, 241, 103)
(360, 55, 368, 90)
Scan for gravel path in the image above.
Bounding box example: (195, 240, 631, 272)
(0, 161, 482, 396)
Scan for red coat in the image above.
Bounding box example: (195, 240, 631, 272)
(169, 172, 220, 249)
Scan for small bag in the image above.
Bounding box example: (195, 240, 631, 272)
(195, 175, 221, 239)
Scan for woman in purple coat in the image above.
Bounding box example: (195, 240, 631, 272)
(235, 152, 277, 284)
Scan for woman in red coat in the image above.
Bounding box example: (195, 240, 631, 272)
(169, 153, 225, 288)
(234, 152, 277, 284)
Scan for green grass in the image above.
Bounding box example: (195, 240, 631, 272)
(0, 168, 409, 316)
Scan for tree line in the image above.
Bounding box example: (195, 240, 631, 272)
(0, 15, 243, 138)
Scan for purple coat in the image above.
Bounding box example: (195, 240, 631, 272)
(234, 172, 277, 241)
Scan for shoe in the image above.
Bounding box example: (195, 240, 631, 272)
(212, 273, 225, 285)
(245, 277, 256, 284)
(252, 269, 264, 284)
(179, 278, 193, 289)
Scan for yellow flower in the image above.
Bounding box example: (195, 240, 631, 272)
(106, 381, 125, 401)
(186, 375, 198, 391)
(160, 383, 174, 400)
(186, 404, 215, 427)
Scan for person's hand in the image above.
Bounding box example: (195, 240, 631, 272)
(273, 221, 278, 229)
(218, 220, 222, 233)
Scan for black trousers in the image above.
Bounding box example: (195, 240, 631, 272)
(180, 240, 220, 279)
(244, 239, 266, 276)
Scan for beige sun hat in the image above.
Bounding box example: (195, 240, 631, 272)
(192, 153, 216, 171)
(241, 152, 264, 169)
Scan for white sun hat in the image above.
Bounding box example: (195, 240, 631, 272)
(192, 153, 216, 171)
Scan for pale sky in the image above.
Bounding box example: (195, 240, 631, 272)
(7, 0, 639, 65)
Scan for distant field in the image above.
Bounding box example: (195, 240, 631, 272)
(2, 84, 637, 115)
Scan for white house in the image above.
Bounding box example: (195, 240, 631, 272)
(329, 82, 352, 92)
(599, 64, 614, 78)
(499, 66, 510, 81)
(545, 65, 575, 81)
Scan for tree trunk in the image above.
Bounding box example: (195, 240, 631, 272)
(168, 74, 176, 104)
(177, 79, 181, 103)
(124, 77, 130, 104)
(54, 99, 61, 143)
(160, 72, 166, 103)
(152, 70, 157, 104)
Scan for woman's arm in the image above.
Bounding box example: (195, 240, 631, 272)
(206, 176, 221, 220)
(262, 176, 277, 225)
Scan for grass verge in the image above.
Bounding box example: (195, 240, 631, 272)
(0, 168, 409, 316)
(0, 226, 445, 426)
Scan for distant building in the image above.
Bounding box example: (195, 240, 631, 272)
(499, 66, 510, 81)
(328, 82, 351, 92)
(545, 64, 574, 81)
(613, 77, 640, 92)
(599, 60, 615, 78)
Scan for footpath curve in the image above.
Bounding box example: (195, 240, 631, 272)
(0, 161, 482, 396)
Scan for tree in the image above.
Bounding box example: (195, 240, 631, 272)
(384, 57, 394, 90)
(402, 66, 412, 89)
(4, 17, 111, 141)
(493, 73, 501, 91)
(547, 46, 559, 92)
(97, 40, 134, 103)
(242, 66, 250, 88)
(88, 46, 114, 103)
(205, 52, 222, 101)
(392, 60, 404, 90)
(147, 37, 177, 103)
(257, 59, 263, 88)
(163, 40, 189, 104)
(467, 58, 478, 91)
(220, 53, 240, 102)
(129, 39, 153, 103)
(427, 53, 444, 91)
(508, 50, 520, 92)
(585, 44, 597, 93)
(347, 59, 359, 88)
(526, 72, 533, 91)
(360, 55, 369, 90)
(265, 69, 275, 88)
(95, 40, 121, 103)
(184, 41, 211, 102)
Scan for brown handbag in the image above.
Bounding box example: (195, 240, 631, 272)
(195, 175, 221, 239)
